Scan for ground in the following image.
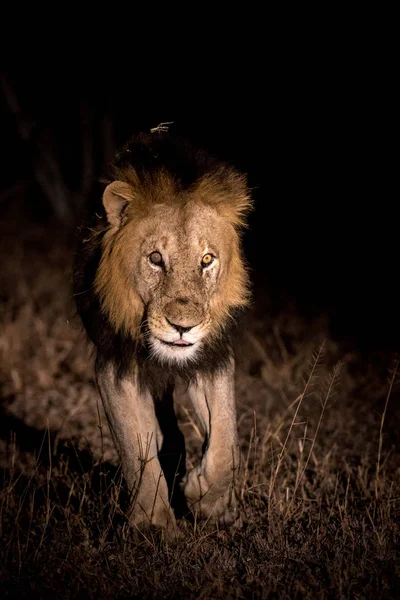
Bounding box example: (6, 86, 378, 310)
(0, 210, 399, 599)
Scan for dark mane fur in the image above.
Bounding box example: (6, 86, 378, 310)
(112, 132, 233, 189)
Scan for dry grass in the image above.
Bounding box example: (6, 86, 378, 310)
(1, 216, 399, 599)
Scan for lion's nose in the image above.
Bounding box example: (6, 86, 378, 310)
(166, 318, 197, 335)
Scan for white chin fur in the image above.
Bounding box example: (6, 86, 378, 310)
(149, 336, 200, 365)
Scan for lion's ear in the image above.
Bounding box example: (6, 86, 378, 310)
(102, 181, 134, 228)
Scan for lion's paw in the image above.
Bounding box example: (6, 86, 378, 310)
(182, 466, 238, 525)
(129, 502, 177, 538)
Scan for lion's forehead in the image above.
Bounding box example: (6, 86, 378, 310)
(135, 202, 231, 257)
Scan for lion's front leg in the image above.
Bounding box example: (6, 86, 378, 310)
(182, 358, 240, 524)
(96, 359, 175, 533)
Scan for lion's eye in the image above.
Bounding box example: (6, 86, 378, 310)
(201, 253, 215, 268)
(149, 251, 163, 266)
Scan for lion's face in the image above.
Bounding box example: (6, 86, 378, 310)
(95, 171, 251, 366)
(130, 202, 237, 364)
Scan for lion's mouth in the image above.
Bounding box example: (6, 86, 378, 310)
(157, 338, 194, 347)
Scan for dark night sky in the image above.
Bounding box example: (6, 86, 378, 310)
(1, 50, 398, 354)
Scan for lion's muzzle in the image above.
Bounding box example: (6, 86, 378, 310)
(163, 298, 205, 332)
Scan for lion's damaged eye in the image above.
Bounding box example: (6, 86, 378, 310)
(201, 253, 215, 268)
(149, 251, 163, 266)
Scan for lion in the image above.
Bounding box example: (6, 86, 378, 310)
(73, 131, 252, 533)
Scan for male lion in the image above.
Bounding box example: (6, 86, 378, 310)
(73, 132, 252, 532)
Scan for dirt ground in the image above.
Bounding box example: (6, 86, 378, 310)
(1, 210, 399, 599)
